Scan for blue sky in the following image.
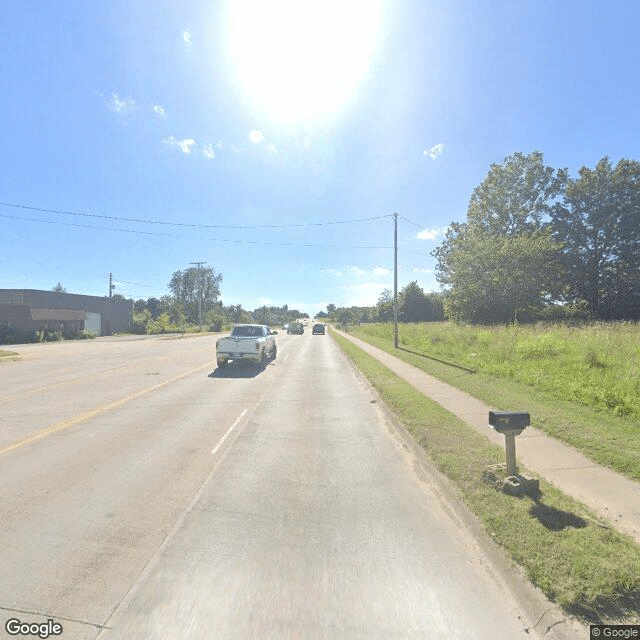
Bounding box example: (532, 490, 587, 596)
(1, 0, 638, 315)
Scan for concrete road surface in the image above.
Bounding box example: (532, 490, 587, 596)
(1, 332, 543, 639)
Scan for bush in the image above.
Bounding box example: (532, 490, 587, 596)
(71, 330, 96, 340)
(44, 330, 64, 342)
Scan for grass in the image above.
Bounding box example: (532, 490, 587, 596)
(347, 322, 640, 482)
(332, 329, 640, 621)
(0, 349, 18, 360)
(358, 321, 640, 417)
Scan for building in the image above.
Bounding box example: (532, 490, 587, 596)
(0, 289, 132, 341)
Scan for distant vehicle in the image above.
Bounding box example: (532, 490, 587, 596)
(312, 323, 325, 335)
(216, 324, 277, 368)
(287, 322, 304, 334)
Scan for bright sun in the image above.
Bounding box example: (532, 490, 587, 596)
(230, 0, 379, 123)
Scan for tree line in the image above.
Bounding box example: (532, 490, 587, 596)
(432, 152, 640, 323)
(325, 283, 445, 326)
(132, 265, 309, 333)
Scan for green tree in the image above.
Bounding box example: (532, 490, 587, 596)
(168, 265, 223, 325)
(52, 282, 67, 293)
(326, 303, 337, 319)
(467, 151, 567, 235)
(375, 288, 394, 322)
(552, 157, 640, 319)
(398, 281, 445, 322)
(399, 281, 427, 322)
(132, 308, 151, 334)
(436, 226, 562, 323)
(433, 152, 566, 323)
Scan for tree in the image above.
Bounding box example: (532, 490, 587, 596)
(52, 282, 67, 293)
(467, 151, 567, 235)
(326, 303, 337, 318)
(433, 152, 566, 323)
(436, 226, 562, 323)
(552, 157, 640, 319)
(399, 281, 427, 322)
(168, 265, 223, 325)
(376, 288, 394, 322)
(397, 281, 445, 322)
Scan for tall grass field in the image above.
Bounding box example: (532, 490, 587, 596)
(356, 321, 640, 418)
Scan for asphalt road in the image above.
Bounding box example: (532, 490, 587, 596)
(1, 331, 537, 639)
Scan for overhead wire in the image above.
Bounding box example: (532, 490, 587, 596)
(0, 201, 392, 229)
(0, 201, 437, 257)
(0, 212, 397, 251)
(398, 214, 448, 241)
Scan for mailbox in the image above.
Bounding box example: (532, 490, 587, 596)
(486, 410, 538, 495)
(489, 411, 530, 435)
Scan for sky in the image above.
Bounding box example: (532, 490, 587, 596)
(1, 0, 639, 316)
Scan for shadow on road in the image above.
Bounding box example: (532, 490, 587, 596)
(208, 363, 269, 379)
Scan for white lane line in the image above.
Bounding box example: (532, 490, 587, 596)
(212, 408, 248, 456)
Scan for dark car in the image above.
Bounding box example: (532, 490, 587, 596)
(312, 323, 325, 335)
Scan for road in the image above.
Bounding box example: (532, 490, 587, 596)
(1, 330, 538, 639)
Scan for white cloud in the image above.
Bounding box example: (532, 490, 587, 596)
(320, 268, 343, 277)
(183, 30, 191, 46)
(203, 143, 216, 159)
(341, 282, 388, 306)
(424, 143, 445, 159)
(216, 140, 225, 149)
(412, 268, 433, 273)
(347, 266, 367, 277)
(372, 266, 390, 276)
(162, 136, 196, 154)
(249, 129, 266, 144)
(257, 297, 273, 305)
(265, 142, 277, 154)
(152, 104, 166, 116)
(416, 226, 448, 240)
(102, 92, 135, 113)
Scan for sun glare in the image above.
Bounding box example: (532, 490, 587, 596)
(230, 0, 379, 123)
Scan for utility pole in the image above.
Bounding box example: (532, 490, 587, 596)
(108, 273, 115, 298)
(190, 261, 207, 330)
(393, 212, 399, 348)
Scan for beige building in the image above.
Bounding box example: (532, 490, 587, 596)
(0, 289, 132, 342)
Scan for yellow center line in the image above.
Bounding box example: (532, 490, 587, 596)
(0, 361, 214, 458)
(0, 351, 184, 407)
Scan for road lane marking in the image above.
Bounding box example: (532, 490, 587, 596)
(0, 351, 187, 407)
(0, 361, 214, 458)
(96, 345, 290, 637)
(212, 409, 248, 456)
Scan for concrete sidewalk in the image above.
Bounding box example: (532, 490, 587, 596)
(336, 330, 640, 545)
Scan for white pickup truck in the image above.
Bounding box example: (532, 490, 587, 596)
(216, 324, 278, 368)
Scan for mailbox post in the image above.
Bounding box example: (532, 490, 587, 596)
(487, 411, 538, 496)
(488, 411, 529, 475)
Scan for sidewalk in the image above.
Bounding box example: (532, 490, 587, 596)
(336, 330, 640, 545)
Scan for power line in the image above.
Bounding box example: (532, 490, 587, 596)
(398, 214, 448, 241)
(0, 212, 398, 251)
(0, 201, 391, 229)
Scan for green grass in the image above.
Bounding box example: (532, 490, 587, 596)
(332, 330, 640, 621)
(358, 321, 640, 417)
(347, 322, 640, 482)
(0, 350, 18, 360)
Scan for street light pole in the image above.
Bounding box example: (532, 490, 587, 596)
(393, 212, 398, 348)
(190, 261, 206, 331)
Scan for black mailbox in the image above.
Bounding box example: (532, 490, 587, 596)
(488, 411, 530, 433)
